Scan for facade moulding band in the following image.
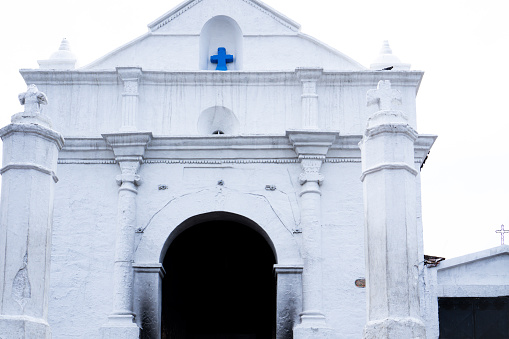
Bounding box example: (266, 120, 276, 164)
(19, 70, 423, 88)
(57, 158, 365, 164)
(360, 162, 419, 182)
(365, 123, 418, 141)
(58, 159, 117, 164)
(1, 163, 59, 183)
(55, 135, 434, 164)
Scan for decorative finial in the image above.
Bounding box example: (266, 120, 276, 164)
(370, 40, 411, 71)
(380, 40, 393, 55)
(58, 38, 71, 51)
(18, 85, 48, 114)
(38, 38, 77, 70)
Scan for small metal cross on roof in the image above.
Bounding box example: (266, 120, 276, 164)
(495, 224, 509, 245)
(210, 47, 233, 71)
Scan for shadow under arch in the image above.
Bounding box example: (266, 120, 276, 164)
(133, 188, 303, 338)
(159, 211, 277, 263)
(161, 212, 277, 338)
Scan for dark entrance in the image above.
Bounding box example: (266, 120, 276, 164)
(161, 219, 276, 339)
(439, 297, 509, 338)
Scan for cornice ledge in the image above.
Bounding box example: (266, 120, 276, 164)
(286, 130, 339, 159)
(0, 122, 65, 150)
(365, 123, 418, 141)
(19, 69, 118, 85)
(360, 162, 418, 182)
(102, 131, 153, 161)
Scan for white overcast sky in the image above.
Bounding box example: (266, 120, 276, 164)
(1, 0, 508, 259)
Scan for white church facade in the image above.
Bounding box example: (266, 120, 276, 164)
(1, 1, 507, 338)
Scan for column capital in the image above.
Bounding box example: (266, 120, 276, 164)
(299, 159, 324, 186)
(117, 67, 143, 83)
(286, 130, 338, 160)
(133, 263, 166, 279)
(102, 132, 152, 162)
(273, 264, 304, 275)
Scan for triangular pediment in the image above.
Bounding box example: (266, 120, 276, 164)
(148, 0, 301, 34)
(82, 0, 365, 71)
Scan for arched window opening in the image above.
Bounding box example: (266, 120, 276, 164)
(197, 106, 239, 135)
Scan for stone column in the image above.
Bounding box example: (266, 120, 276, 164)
(274, 264, 303, 339)
(287, 130, 337, 339)
(0, 85, 64, 338)
(117, 67, 142, 132)
(101, 132, 152, 338)
(133, 264, 165, 339)
(296, 68, 323, 130)
(360, 80, 426, 338)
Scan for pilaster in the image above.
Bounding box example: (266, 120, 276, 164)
(100, 131, 152, 339)
(360, 80, 426, 339)
(133, 263, 166, 339)
(117, 67, 142, 132)
(296, 68, 323, 130)
(286, 130, 338, 339)
(274, 264, 303, 339)
(0, 85, 64, 338)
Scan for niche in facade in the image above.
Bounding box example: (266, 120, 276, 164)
(199, 15, 243, 70)
(197, 106, 239, 135)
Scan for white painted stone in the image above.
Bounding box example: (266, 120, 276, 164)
(0, 1, 441, 339)
(0, 86, 64, 339)
(99, 132, 152, 338)
(360, 80, 426, 339)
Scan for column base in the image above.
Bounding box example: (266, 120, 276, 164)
(363, 317, 426, 339)
(100, 315, 139, 339)
(293, 311, 337, 339)
(0, 315, 51, 339)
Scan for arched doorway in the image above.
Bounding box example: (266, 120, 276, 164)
(161, 217, 276, 338)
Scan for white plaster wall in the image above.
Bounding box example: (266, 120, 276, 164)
(83, 0, 364, 72)
(84, 34, 362, 72)
(31, 82, 121, 137)
(23, 75, 419, 138)
(137, 81, 302, 136)
(46, 159, 368, 337)
(321, 162, 366, 337)
(438, 253, 509, 286)
(49, 164, 119, 338)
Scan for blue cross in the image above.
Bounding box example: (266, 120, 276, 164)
(210, 47, 233, 71)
